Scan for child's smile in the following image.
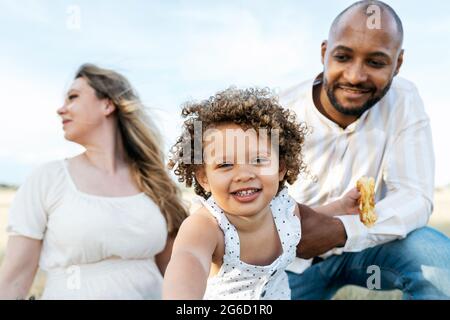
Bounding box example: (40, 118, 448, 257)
(230, 187, 263, 203)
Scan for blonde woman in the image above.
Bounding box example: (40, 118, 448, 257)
(0, 64, 188, 299)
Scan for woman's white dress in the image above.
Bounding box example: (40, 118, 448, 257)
(7, 160, 167, 299)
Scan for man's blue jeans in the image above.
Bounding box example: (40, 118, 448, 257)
(287, 227, 450, 300)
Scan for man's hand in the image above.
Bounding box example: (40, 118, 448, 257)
(337, 187, 360, 215)
(296, 204, 347, 259)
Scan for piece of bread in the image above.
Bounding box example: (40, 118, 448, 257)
(356, 177, 377, 227)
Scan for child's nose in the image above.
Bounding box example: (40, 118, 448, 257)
(233, 166, 256, 182)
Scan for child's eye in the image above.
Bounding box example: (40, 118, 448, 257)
(217, 163, 233, 169)
(252, 157, 270, 165)
(68, 94, 78, 100)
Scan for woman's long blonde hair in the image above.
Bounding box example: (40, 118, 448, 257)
(75, 63, 188, 236)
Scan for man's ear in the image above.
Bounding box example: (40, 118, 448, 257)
(394, 49, 404, 76)
(279, 161, 288, 181)
(103, 99, 116, 116)
(321, 40, 328, 65)
(195, 168, 211, 193)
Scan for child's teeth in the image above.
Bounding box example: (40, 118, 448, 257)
(236, 189, 258, 196)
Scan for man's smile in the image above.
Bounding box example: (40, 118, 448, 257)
(337, 85, 373, 100)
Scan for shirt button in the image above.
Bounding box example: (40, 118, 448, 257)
(261, 290, 266, 297)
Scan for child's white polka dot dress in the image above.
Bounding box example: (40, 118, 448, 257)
(197, 187, 301, 300)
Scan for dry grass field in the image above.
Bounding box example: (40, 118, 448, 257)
(1, 187, 449, 299)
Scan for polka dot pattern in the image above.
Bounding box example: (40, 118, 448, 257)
(195, 187, 301, 300)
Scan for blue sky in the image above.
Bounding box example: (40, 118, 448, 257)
(1, 0, 450, 187)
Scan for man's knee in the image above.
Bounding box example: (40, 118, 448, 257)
(390, 227, 450, 299)
(395, 227, 450, 268)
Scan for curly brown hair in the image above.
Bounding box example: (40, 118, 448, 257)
(168, 87, 309, 199)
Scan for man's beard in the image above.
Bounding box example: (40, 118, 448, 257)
(324, 78, 393, 117)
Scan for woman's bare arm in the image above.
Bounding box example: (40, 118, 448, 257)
(0, 235, 42, 299)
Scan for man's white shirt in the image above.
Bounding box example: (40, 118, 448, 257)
(280, 75, 435, 274)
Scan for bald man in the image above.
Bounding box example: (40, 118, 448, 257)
(282, 0, 450, 300)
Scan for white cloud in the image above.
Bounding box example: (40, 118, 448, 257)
(422, 98, 450, 188)
(428, 20, 450, 34)
(1, 0, 50, 25)
(175, 6, 318, 86)
(0, 60, 81, 167)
